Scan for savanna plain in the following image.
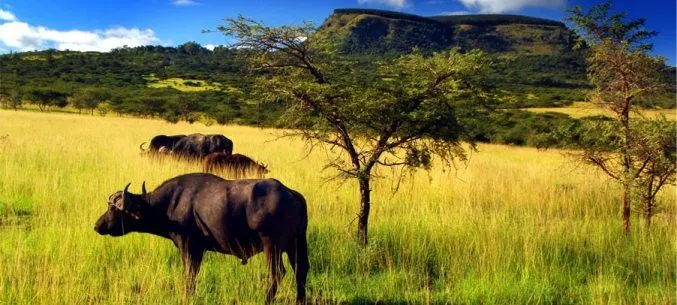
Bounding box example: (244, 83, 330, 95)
(0, 109, 674, 305)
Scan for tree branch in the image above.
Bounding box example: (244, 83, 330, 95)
(586, 154, 621, 180)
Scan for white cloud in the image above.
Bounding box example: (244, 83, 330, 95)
(172, 0, 198, 6)
(0, 9, 16, 21)
(457, 0, 565, 13)
(0, 21, 161, 52)
(440, 10, 472, 15)
(357, 0, 409, 9)
(204, 44, 216, 50)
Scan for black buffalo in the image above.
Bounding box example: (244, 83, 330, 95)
(172, 134, 234, 159)
(94, 173, 309, 304)
(139, 135, 186, 153)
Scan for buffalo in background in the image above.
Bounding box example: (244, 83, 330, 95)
(140, 135, 186, 153)
(94, 174, 309, 304)
(141, 133, 233, 159)
(173, 134, 233, 159)
(203, 153, 269, 178)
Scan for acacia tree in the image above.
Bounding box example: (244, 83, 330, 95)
(219, 17, 492, 246)
(72, 88, 111, 114)
(0, 89, 22, 110)
(566, 1, 673, 233)
(26, 88, 68, 111)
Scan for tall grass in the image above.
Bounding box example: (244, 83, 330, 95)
(524, 102, 677, 120)
(0, 110, 674, 304)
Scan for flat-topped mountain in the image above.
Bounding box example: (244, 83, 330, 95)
(318, 8, 578, 55)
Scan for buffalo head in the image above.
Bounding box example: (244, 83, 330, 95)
(94, 182, 148, 236)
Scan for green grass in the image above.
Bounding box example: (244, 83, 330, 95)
(0, 110, 674, 304)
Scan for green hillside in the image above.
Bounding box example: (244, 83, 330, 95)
(316, 9, 592, 107)
(0, 9, 673, 147)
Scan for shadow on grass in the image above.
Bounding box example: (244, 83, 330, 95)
(312, 297, 450, 305)
(0, 200, 34, 231)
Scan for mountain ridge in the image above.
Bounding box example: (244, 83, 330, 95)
(320, 8, 578, 55)
(333, 8, 566, 27)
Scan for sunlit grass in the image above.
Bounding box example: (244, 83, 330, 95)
(0, 110, 674, 304)
(145, 75, 223, 92)
(525, 102, 677, 120)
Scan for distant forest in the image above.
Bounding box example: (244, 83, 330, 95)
(0, 39, 674, 148)
(0, 43, 288, 125)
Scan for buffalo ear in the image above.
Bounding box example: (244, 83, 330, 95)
(142, 181, 148, 195)
(107, 192, 119, 205)
(114, 182, 132, 211)
(113, 199, 124, 211)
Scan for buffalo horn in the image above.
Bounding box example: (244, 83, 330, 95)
(142, 181, 147, 195)
(117, 182, 132, 211)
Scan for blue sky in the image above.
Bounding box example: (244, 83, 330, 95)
(0, 0, 674, 65)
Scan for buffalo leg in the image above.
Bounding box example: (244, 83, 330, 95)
(263, 237, 283, 305)
(286, 235, 309, 305)
(187, 247, 204, 295)
(178, 238, 205, 295)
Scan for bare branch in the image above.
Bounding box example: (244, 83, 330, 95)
(585, 154, 621, 181)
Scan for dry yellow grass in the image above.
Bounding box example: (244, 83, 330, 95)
(145, 75, 223, 92)
(525, 102, 677, 120)
(0, 110, 674, 304)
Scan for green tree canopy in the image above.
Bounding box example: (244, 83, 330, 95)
(72, 88, 112, 114)
(220, 16, 494, 246)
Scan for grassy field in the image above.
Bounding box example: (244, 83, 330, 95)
(0, 110, 674, 304)
(145, 75, 223, 92)
(525, 102, 677, 120)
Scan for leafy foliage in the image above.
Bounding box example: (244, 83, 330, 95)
(0, 89, 22, 110)
(25, 88, 69, 111)
(71, 88, 112, 114)
(0, 43, 290, 125)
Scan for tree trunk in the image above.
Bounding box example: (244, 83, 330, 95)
(645, 198, 652, 230)
(357, 177, 371, 247)
(620, 99, 632, 235)
(644, 178, 654, 231)
(622, 184, 631, 234)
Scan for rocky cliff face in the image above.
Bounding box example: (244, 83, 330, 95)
(318, 9, 579, 56)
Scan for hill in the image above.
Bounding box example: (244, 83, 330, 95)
(321, 9, 575, 55)
(0, 44, 289, 125)
(317, 9, 590, 107)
